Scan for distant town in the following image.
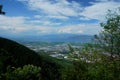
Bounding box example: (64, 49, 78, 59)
(24, 42, 82, 59)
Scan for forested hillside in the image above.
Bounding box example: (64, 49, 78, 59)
(0, 37, 72, 80)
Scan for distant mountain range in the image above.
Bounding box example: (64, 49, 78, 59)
(1, 34, 94, 43)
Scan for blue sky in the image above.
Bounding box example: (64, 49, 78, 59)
(0, 0, 120, 37)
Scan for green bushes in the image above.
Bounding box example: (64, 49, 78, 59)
(62, 43, 120, 80)
(61, 60, 120, 80)
(87, 60, 120, 80)
(61, 60, 87, 80)
(0, 64, 41, 80)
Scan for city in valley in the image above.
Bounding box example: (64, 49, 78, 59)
(24, 42, 82, 59)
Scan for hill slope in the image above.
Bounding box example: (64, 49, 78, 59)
(0, 37, 71, 80)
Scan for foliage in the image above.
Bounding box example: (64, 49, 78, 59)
(68, 43, 103, 63)
(87, 59, 120, 80)
(0, 64, 41, 80)
(67, 43, 120, 80)
(61, 60, 88, 80)
(94, 8, 120, 58)
(0, 49, 19, 75)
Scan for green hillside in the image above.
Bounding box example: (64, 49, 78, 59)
(1, 37, 119, 80)
(0, 37, 72, 80)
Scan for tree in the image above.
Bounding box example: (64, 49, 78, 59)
(0, 5, 5, 15)
(94, 8, 120, 58)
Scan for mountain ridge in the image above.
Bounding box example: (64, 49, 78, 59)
(2, 34, 93, 43)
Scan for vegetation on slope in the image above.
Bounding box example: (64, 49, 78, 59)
(0, 37, 72, 80)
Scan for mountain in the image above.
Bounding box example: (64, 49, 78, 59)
(5, 34, 94, 43)
(0, 37, 71, 80)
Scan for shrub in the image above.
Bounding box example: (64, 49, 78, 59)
(0, 64, 41, 80)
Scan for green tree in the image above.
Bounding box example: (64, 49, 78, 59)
(94, 8, 120, 58)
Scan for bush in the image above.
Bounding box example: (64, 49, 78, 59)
(0, 64, 41, 80)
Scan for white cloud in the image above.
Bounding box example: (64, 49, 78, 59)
(30, 19, 62, 26)
(95, 0, 114, 2)
(79, 17, 91, 20)
(18, 0, 82, 17)
(1, 0, 120, 35)
(33, 26, 54, 34)
(18, 0, 120, 21)
(47, 15, 69, 20)
(32, 23, 101, 35)
(34, 15, 69, 20)
(58, 25, 83, 34)
(0, 15, 101, 35)
(0, 15, 28, 33)
(57, 23, 101, 35)
(80, 1, 120, 21)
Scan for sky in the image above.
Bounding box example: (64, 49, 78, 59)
(0, 0, 120, 37)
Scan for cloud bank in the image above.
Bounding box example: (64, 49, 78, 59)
(0, 0, 120, 36)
